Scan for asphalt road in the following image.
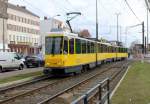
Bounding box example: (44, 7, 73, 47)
(0, 67, 43, 79)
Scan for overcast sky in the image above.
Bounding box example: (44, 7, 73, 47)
(9, 0, 148, 47)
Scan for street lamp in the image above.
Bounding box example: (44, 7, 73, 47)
(96, 0, 98, 41)
(52, 14, 61, 18)
(115, 13, 121, 45)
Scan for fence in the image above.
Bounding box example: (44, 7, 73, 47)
(71, 78, 110, 104)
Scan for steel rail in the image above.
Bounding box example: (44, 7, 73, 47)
(0, 61, 126, 104)
(38, 62, 127, 104)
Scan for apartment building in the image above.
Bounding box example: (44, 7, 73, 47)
(7, 3, 40, 55)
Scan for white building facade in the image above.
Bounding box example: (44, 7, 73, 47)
(0, 0, 8, 51)
(40, 17, 64, 54)
(7, 3, 40, 55)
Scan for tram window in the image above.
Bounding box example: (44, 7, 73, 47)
(82, 40, 87, 53)
(119, 48, 121, 53)
(109, 46, 111, 53)
(115, 47, 117, 52)
(110, 47, 112, 53)
(112, 47, 114, 52)
(87, 41, 91, 53)
(94, 43, 96, 53)
(98, 44, 101, 53)
(75, 39, 81, 54)
(106, 46, 108, 53)
(111, 47, 113, 53)
(108, 46, 110, 53)
(63, 37, 68, 54)
(69, 38, 74, 54)
(113, 47, 116, 52)
(106, 46, 108, 52)
(91, 42, 95, 53)
(104, 46, 105, 52)
(45, 37, 63, 55)
(101, 44, 104, 53)
(102, 45, 105, 53)
(117, 48, 118, 53)
(104, 45, 106, 52)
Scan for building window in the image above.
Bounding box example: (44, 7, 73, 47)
(20, 36, 22, 42)
(17, 36, 19, 41)
(8, 14, 11, 19)
(9, 35, 11, 41)
(13, 35, 15, 41)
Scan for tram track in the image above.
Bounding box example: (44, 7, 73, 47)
(39, 61, 129, 104)
(0, 61, 128, 104)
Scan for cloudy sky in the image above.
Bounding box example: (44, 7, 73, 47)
(9, 0, 148, 47)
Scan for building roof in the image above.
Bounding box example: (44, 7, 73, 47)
(8, 3, 39, 18)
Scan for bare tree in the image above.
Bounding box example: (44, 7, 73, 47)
(79, 29, 91, 38)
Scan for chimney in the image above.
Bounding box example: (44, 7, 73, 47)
(21, 6, 26, 9)
(44, 16, 48, 20)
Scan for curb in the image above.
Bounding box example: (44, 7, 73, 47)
(0, 76, 36, 88)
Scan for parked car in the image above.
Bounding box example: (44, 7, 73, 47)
(0, 52, 24, 72)
(24, 56, 44, 68)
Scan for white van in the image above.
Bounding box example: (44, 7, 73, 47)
(0, 52, 24, 72)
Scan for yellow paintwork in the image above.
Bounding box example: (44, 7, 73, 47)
(117, 53, 128, 58)
(45, 52, 128, 68)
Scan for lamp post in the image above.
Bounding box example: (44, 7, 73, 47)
(95, 0, 98, 66)
(115, 13, 121, 45)
(147, 8, 149, 53)
(96, 0, 98, 41)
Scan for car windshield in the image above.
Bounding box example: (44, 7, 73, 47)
(45, 37, 63, 55)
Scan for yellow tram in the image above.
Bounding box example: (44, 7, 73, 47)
(43, 32, 128, 74)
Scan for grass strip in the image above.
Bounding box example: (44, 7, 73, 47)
(0, 71, 43, 84)
(111, 61, 150, 104)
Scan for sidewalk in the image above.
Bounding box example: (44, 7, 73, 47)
(111, 61, 150, 104)
(0, 67, 43, 79)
